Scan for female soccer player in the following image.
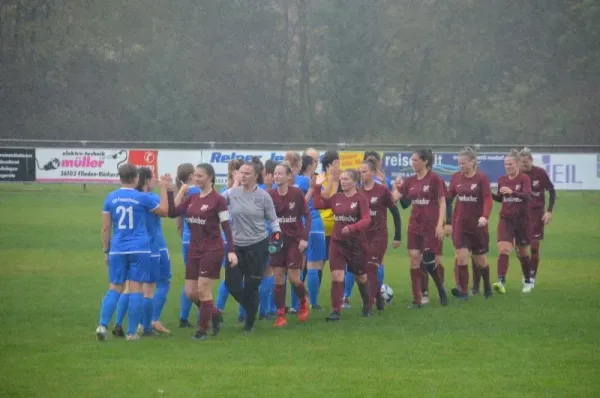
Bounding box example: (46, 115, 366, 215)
(394, 149, 448, 308)
(97, 164, 168, 341)
(520, 147, 555, 287)
(301, 149, 327, 310)
(358, 159, 402, 311)
(174, 163, 202, 328)
(447, 147, 493, 299)
(493, 149, 534, 293)
(221, 162, 282, 334)
(270, 163, 312, 326)
(313, 169, 372, 320)
(167, 164, 237, 340)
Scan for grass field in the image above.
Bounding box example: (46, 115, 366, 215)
(1, 184, 599, 397)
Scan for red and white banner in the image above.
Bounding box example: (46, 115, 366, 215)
(128, 150, 158, 177)
(35, 148, 126, 183)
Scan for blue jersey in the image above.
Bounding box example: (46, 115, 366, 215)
(219, 186, 230, 244)
(146, 192, 167, 253)
(182, 186, 202, 244)
(295, 174, 324, 232)
(374, 175, 393, 190)
(103, 188, 159, 254)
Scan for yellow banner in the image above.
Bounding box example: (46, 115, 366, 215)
(339, 151, 383, 170)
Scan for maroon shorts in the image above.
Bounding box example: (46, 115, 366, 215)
(270, 237, 304, 270)
(407, 230, 440, 254)
(529, 208, 545, 241)
(186, 248, 224, 280)
(367, 235, 388, 265)
(452, 221, 490, 255)
(497, 217, 531, 246)
(329, 239, 367, 276)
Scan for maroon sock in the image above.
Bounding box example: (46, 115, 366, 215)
(480, 265, 491, 292)
(454, 259, 459, 288)
(274, 284, 286, 311)
(357, 280, 371, 310)
(331, 281, 344, 313)
(519, 256, 532, 283)
(458, 265, 469, 294)
(497, 254, 509, 283)
(410, 268, 422, 304)
(198, 300, 214, 332)
(420, 263, 429, 294)
(366, 264, 380, 307)
(530, 242, 540, 278)
(438, 263, 445, 285)
(471, 259, 481, 291)
(292, 282, 307, 301)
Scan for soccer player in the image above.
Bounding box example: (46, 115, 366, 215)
(270, 163, 312, 327)
(493, 149, 534, 293)
(174, 163, 202, 328)
(393, 149, 449, 308)
(364, 151, 393, 190)
(167, 164, 237, 340)
(97, 164, 168, 341)
(358, 159, 401, 311)
(447, 147, 493, 300)
(221, 162, 282, 334)
(313, 169, 372, 320)
(300, 149, 327, 311)
(263, 159, 278, 190)
(520, 147, 555, 287)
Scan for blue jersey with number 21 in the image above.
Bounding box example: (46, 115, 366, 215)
(103, 188, 159, 253)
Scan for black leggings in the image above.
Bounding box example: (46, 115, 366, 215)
(225, 239, 269, 327)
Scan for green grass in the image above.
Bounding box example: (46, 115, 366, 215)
(1, 184, 599, 397)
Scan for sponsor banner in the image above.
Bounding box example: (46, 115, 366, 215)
(201, 150, 287, 184)
(156, 150, 203, 181)
(0, 148, 36, 182)
(339, 151, 365, 170)
(381, 152, 506, 187)
(128, 150, 158, 177)
(35, 148, 128, 183)
(533, 153, 600, 190)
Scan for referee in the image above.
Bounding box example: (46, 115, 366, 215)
(221, 161, 282, 334)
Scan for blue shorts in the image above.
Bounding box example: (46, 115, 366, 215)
(182, 242, 189, 266)
(108, 252, 152, 284)
(142, 253, 161, 283)
(158, 249, 172, 281)
(306, 232, 327, 262)
(221, 241, 228, 268)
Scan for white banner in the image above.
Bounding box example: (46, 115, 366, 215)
(533, 153, 600, 190)
(201, 150, 288, 184)
(156, 150, 203, 181)
(35, 148, 127, 183)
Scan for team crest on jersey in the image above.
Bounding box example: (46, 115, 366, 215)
(423, 185, 430, 192)
(350, 202, 357, 209)
(200, 204, 209, 211)
(515, 184, 521, 191)
(471, 183, 477, 190)
(370, 196, 378, 204)
(289, 202, 296, 210)
(533, 180, 540, 187)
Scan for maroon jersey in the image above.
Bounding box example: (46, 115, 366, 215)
(399, 170, 445, 234)
(269, 186, 311, 241)
(313, 186, 371, 242)
(496, 173, 531, 219)
(523, 166, 553, 210)
(167, 190, 234, 257)
(361, 183, 395, 237)
(448, 171, 493, 226)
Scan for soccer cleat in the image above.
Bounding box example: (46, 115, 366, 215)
(142, 330, 158, 337)
(522, 283, 534, 293)
(311, 304, 324, 312)
(439, 288, 449, 306)
(126, 334, 139, 341)
(243, 324, 254, 335)
(288, 308, 298, 315)
(298, 298, 310, 322)
(375, 293, 385, 312)
(530, 278, 536, 288)
(360, 308, 373, 317)
(151, 321, 171, 335)
(96, 325, 108, 341)
(451, 287, 469, 301)
(111, 325, 125, 337)
(179, 319, 193, 328)
(136, 324, 144, 336)
(484, 288, 493, 299)
(237, 315, 246, 324)
(325, 311, 341, 322)
(493, 281, 506, 294)
(421, 292, 430, 305)
(273, 316, 288, 328)
(211, 313, 223, 336)
(470, 288, 480, 296)
(341, 297, 351, 309)
(192, 331, 208, 341)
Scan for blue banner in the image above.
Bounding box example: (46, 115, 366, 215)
(381, 152, 506, 186)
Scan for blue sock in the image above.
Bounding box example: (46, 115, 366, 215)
(378, 265, 385, 285)
(115, 292, 130, 326)
(307, 269, 320, 306)
(238, 282, 246, 320)
(127, 292, 143, 335)
(142, 297, 153, 332)
(179, 286, 192, 321)
(152, 280, 169, 322)
(258, 279, 269, 316)
(268, 276, 276, 314)
(98, 289, 120, 327)
(216, 280, 229, 311)
(344, 268, 355, 298)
